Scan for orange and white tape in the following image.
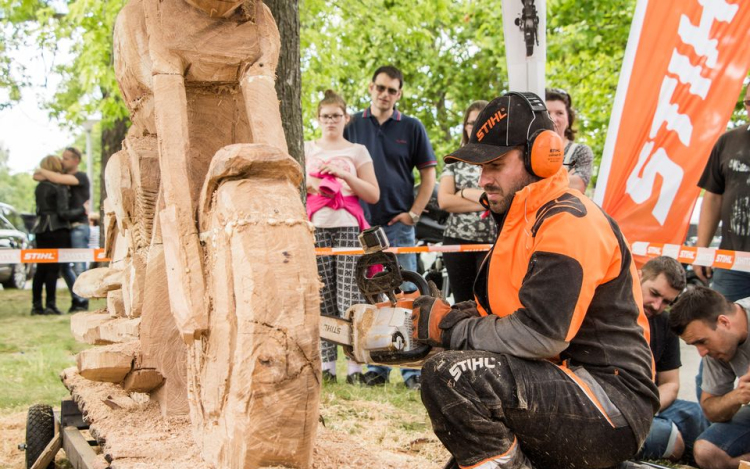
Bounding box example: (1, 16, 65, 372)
(0, 248, 109, 264)
(4, 243, 749, 273)
(631, 242, 750, 273)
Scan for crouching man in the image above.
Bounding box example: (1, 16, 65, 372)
(411, 92, 659, 469)
(669, 286, 750, 469)
(636, 256, 708, 463)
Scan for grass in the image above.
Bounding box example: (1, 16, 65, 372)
(0, 287, 694, 468)
(0, 287, 103, 413)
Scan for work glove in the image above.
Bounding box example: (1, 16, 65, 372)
(411, 283, 481, 349)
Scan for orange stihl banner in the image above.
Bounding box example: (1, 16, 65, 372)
(594, 1, 750, 256)
(632, 242, 750, 272)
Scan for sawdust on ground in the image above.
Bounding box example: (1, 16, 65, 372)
(0, 368, 448, 469)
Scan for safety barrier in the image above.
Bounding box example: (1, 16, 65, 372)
(0, 249, 108, 264)
(3, 243, 749, 273)
(631, 242, 750, 273)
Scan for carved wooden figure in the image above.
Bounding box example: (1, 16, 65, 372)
(71, 1, 321, 468)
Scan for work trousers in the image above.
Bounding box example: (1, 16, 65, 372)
(421, 351, 649, 469)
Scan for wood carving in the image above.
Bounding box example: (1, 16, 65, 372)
(69, 1, 322, 468)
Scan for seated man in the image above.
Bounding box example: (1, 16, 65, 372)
(637, 256, 708, 463)
(669, 286, 750, 469)
(412, 92, 659, 469)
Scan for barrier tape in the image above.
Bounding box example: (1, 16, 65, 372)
(3, 243, 748, 273)
(0, 248, 109, 264)
(631, 242, 750, 273)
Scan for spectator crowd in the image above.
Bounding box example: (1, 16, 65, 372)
(26, 65, 750, 468)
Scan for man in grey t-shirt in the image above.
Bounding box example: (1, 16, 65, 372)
(670, 286, 750, 469)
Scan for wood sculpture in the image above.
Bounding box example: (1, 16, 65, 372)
(70, 1, 322, 468)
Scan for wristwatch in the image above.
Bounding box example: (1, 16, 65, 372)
(408, 210, 420, 224)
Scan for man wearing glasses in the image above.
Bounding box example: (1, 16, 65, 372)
(345, 65, 437, 390)
(695, 85, 750, 301)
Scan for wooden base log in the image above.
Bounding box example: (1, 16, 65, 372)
(193, 144, 321, 468)
(77, 342, 138, 383)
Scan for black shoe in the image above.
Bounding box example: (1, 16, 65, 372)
(346, 372, 365, 385)
(404, 375, 421, 391)
(362, 371, 388, 386)
(322, 370, 337, 384)
(44, 306, 63, 315)
(30, 305, 45, 316)
(68, 305, 88, 313)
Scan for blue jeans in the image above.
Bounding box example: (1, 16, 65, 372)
(710, 268, 750, 302)
(639, 399, 709, 460)
(697, 405, 750, 458)
(368, 222, 420, 382)
(61, 224, 90, 307)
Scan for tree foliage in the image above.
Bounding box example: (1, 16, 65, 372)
(0, 143, 35, 212)
(20, 0, 750, 192)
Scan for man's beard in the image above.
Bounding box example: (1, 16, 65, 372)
(485, 172, 538, 214)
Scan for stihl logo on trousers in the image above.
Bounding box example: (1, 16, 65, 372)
(450, 356, 496, 382)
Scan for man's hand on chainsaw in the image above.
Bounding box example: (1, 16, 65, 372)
(411, 282, 481, 349)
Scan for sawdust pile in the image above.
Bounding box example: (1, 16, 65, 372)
(26, 367, 447, 469)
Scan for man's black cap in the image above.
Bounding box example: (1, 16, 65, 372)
(445, 92, 555, 165)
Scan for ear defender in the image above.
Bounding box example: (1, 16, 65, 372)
(525, 129, 564, 178)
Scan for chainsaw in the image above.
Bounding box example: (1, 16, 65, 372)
(319, 226, 435, 367)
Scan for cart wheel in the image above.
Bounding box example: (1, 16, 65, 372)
(26, 404, 55, 469)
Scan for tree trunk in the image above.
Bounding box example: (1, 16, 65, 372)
(99, 117, 129, 246)
(265, 0, 303, 169)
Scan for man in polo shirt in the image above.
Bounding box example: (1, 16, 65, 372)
(345, 65, 437, 390)
(34, 147, 90, 312)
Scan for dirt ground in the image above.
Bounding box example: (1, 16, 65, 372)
(0, 368, 449, 469)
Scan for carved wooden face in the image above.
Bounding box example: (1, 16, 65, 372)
(184, 0, 246, 17)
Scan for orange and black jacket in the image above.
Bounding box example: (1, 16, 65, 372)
(449, 167, 659, 440)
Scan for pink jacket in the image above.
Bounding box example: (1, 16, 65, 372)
(306, 172, 370, 231)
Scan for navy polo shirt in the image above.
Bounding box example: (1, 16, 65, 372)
(344, 107, 436, 226)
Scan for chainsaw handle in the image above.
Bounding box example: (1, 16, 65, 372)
(400, 269, 429, 296)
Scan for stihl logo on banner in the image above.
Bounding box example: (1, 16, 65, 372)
(594, 0, 750, 261)
(22, 249, 59, 263)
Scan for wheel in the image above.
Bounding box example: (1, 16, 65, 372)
(25, 404, 55, 469)
(2, 263, 27, 289)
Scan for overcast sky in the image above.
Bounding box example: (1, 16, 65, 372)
(0, 37, 74, 175)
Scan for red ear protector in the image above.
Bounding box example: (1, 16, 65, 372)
(507, 92, 564, 178)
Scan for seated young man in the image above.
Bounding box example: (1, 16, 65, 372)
(636, 257, 708, 463)
(669, 286, 750, 469)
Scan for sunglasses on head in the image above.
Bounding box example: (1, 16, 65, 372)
(374, 84, 399, 96)
(548, 88, 572, 106)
